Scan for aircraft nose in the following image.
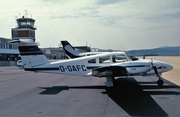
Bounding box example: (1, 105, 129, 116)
(166, 64, 173, 71)
(153, 60, 173, 72)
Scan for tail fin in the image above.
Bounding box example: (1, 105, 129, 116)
(9, 39, 49, 69)
(61, 40, 81, 58)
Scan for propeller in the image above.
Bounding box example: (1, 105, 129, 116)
(151, 59, 159, 77)
(151, 59, 164, 87)
(153, 66, 159, 77)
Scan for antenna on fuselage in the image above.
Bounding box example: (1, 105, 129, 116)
(106, 44, 114, 52)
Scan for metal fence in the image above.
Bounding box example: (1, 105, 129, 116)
(0, 61, 17, 66)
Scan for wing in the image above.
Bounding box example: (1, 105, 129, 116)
(91, 66, 128, 77)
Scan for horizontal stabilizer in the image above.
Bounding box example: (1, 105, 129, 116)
(9, 39, 36, 46)
(8, 40, 21, 43)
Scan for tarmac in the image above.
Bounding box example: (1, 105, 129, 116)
(0, 56, 180, 117)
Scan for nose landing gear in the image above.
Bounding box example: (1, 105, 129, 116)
(153, 66, 164, 87)
(157, 78, 164, 87)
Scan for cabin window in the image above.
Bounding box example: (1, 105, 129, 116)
(99, 56, 110, 64)
(88, 59, 96, 63)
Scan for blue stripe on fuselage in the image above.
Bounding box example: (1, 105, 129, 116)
(87, 65, 146, 70)
(125, 65, 146, 68)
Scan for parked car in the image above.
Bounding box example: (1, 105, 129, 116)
(17, 60, 23, 68)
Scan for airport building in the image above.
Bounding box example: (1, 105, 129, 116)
(0, 13, 91, 66)
(11, 15, 36, 41)
(0, 15, 37, 66)
(0, 37, 19, 60)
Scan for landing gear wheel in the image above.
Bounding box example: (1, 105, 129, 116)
(157, 79, 164, 87)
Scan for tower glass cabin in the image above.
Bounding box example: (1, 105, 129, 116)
(11, 16, 36, 42)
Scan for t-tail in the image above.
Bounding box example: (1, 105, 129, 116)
(61, 40, 82, 58)
(9, 39, 49, 69)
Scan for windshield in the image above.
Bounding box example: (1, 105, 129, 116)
(112, 54, 128, 63)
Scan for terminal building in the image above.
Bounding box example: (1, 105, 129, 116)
(0, 37, 19, 61)
(0, 14, 90, 66)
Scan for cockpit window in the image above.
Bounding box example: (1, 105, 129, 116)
(112, 55, 128, 63)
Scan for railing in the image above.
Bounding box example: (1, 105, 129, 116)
(0, 61, 17, 66)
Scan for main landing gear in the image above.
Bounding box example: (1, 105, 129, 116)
(106, 76, 115, 87)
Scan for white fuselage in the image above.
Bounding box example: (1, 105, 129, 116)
(23, 52, 173, 77)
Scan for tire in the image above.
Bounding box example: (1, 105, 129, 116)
(157, 79, 164, 87)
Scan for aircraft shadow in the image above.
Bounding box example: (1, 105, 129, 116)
(106, 78, 176, 116)
(39, 78, 180, 116)
(39, 85, 106, 95)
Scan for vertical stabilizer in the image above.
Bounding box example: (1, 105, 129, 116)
(10, 39, 49, 68)
(61, 41, 81, 58)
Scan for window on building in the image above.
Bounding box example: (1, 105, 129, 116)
(2, 43, 4, 49)
(9, 44, 12, 49)
(6, 43, 8, 49)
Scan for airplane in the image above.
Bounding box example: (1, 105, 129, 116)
(9, 39, 173, 87)
(61, 40, 139, 61)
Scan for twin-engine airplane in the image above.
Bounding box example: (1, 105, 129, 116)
(10, 39, 173, 87)
(61, 40, 139, 60)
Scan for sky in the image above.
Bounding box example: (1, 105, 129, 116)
(0, 0, 180, 50)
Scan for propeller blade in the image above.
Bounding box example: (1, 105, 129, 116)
(151, 58, 153, 67)
(151, 59, 159, 77)
(153, 66, 159, 77)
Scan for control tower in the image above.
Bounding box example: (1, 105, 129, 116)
(11, 15, 36, 42)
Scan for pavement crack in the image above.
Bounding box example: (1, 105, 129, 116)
(103, 95, 109, 117)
